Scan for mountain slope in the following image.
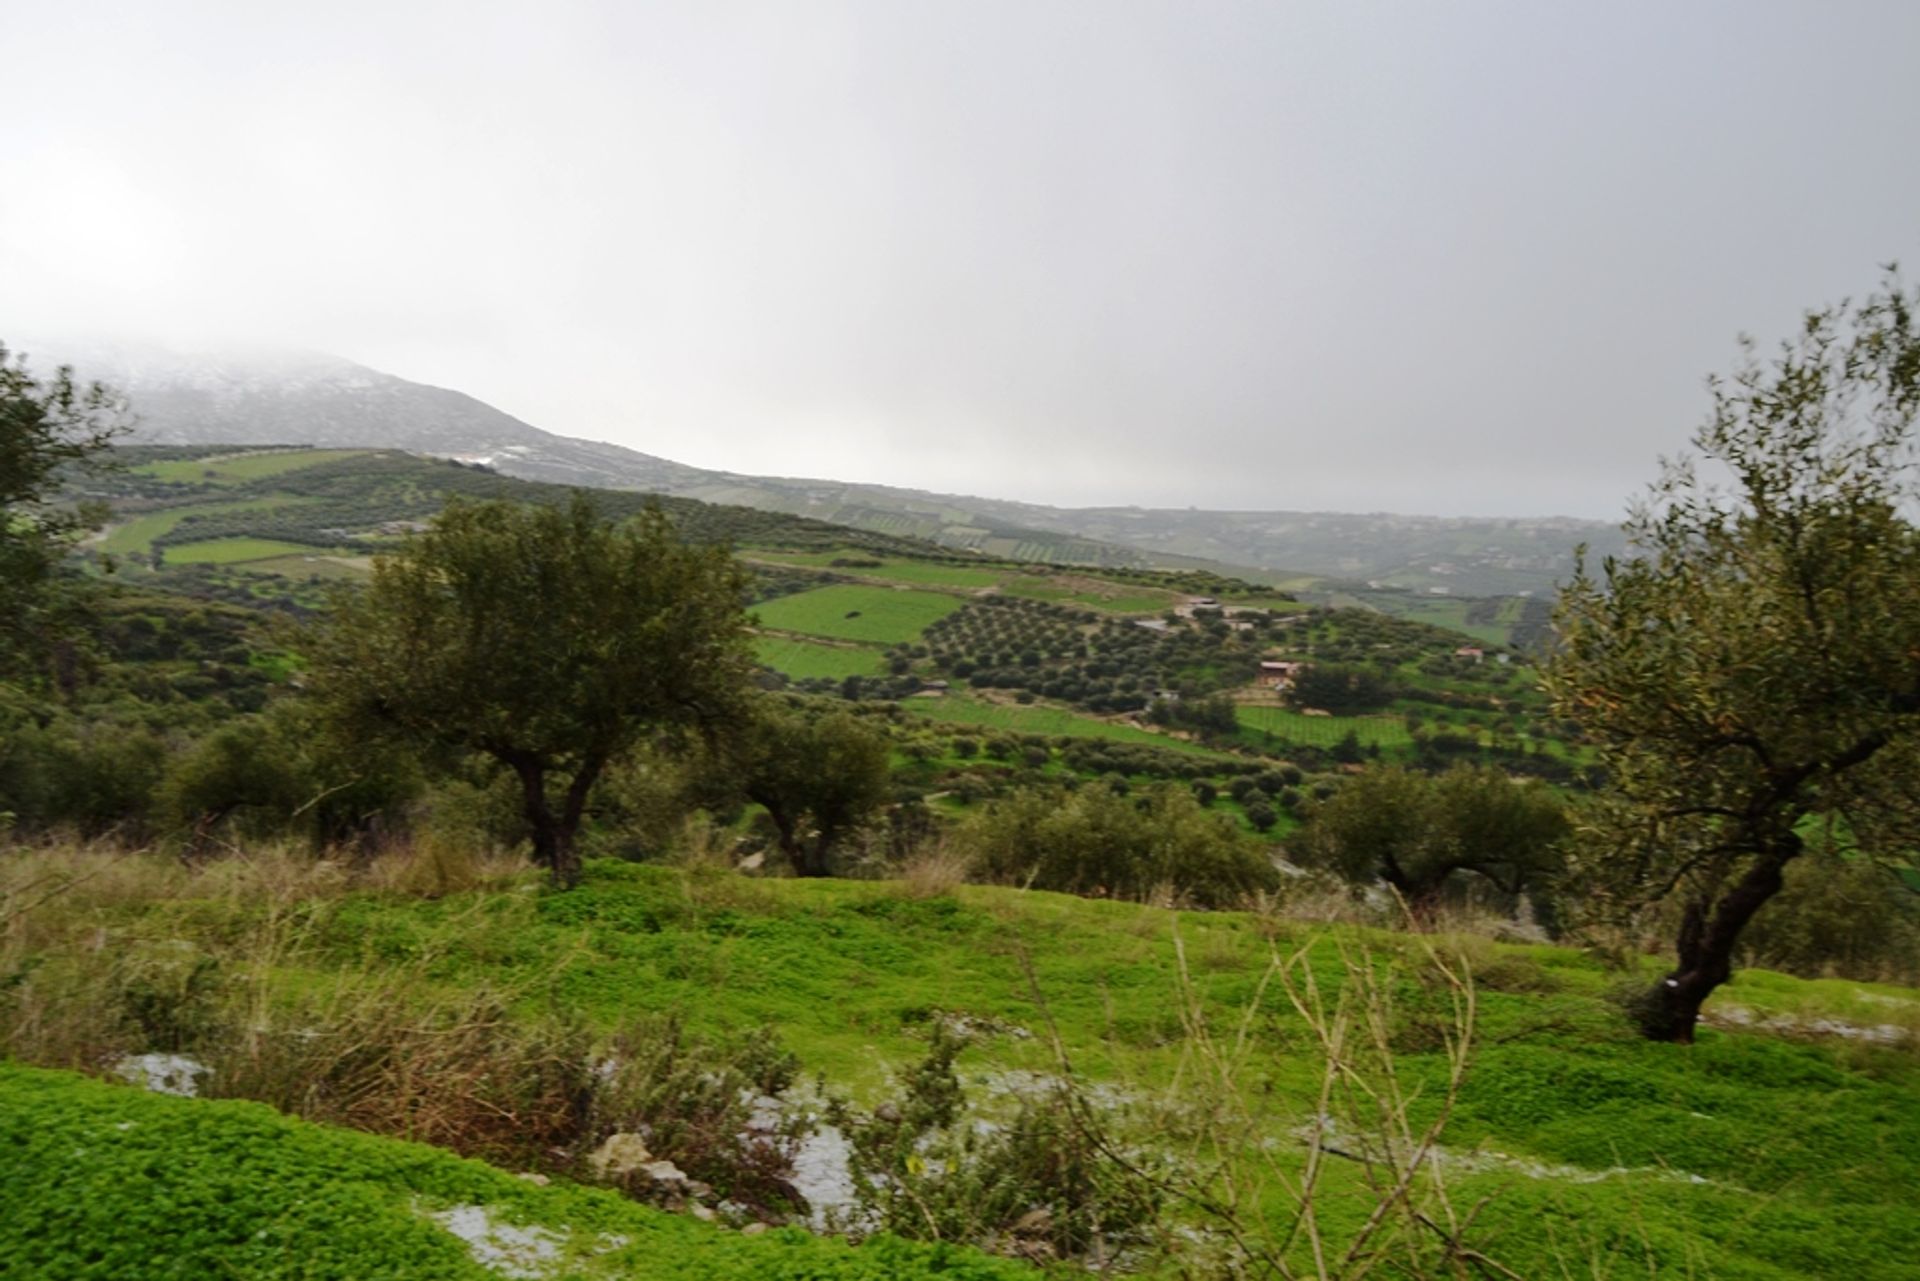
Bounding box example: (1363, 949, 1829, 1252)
(29, 339, 1627, 591)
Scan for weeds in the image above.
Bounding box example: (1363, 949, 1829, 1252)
(0, 841, 810, 1217)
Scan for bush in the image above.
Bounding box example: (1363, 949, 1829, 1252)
(961, 783, 1278, 907)
(1734, 855, 1920, 984)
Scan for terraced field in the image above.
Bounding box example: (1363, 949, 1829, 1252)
(1233, 704, 1415, 749)
(997, 578, 1175, 613)
(233, 553, 371, 580)
(751, 584, 965, 643)
(132, 448, 370, 485)
(753, 636, 886, 680)
(162, 537, 330, 564)
(906, 693, 1225, 755)
(100, 496, 318, 555)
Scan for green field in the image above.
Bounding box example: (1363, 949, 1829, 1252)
(1234, 703, 1415, 749)
(751, 584, 964, 643)
(133, 448, 370, 485)
(162, 537, 332, 565)
(234, 553, 372, 579)
(9, 859, 1916, 1278)
(998, 578, 1175, 613)
(100, 496, 316, 555)
(748, 550, 1009, 589)
(906, 694, 1225, 755)
(754, 635, 886, 679)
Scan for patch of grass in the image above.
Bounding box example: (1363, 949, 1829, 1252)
(999, 578, 1175, 613)
(133, 449, 372, 485)
(100, 497, 317, 556)
(753, 636, 886, 679)
(751, 584, 965, 644)
(746, 551, 1008, 589)
(1233, 704, 1414, 749)
(234, 553, 372, 579)
(7, 847, 1919, 1277)
(906, 694, 1226, 756)
(161, 537, 333, 565)
(0, 1063, 1028, 1280)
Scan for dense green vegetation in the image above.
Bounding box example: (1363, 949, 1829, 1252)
(9, 280, 1920, 1277)
(0, 1061, 1026, 1280)
(3, 856, 1917, 1278)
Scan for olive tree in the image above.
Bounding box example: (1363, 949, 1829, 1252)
(0, 343, 126, 670)
(739, 703, 892, 877)
(1546, 273, 1920, 1042)
(1294, 764, 1567, 909)
(308, 494, 755, 887)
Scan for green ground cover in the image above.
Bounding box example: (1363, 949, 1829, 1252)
(133, 449, 371, 485)
(331, 868, 1920, 1278)
(753, 635, 886, 680)
(744, 553, 1006, 591)
(998, 579, 1174, 613)
(101, 496, 317, 556)
(751, 584, 965, 644)
(162, 537, 332, 565)
(22, 863, 1915, 1278)
(747, 551, 1009, 590)
(840, 559, 1005, 589)
(234, 553, 372, 579)
(0, 1063, 1023, 1280)
(1233, 704, 1415, 749)
(906, 694, 1226, 755)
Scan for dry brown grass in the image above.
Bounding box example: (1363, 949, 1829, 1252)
(894, 840, 973, 899)
(0, 835, 808, 1213)
(361, 832, 524, 898)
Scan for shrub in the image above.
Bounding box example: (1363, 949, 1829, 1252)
(960, 782, 1278, 907)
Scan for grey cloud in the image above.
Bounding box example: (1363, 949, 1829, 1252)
(5, 0, 1918, 519)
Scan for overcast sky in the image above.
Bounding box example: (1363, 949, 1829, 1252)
(5, 2, 1917, 518)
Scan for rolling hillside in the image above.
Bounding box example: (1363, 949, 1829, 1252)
(34, 339, 1626, 596)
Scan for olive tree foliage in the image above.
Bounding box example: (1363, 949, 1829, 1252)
(1294, 764, 1568, 909)
(738, 703, 892, 877)
(1545, 273, 1920, 1043)
(307, 494, 756, 887)
(0, 343, 127, 670)
(963, 782, 1278, 907)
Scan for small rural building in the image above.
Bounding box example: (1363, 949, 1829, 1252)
(1454, 646, 1484, 663)
(1257, 660, 1305, 689)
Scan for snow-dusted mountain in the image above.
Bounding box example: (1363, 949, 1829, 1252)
(11, 338, 710, 493)
(13, 337, 1622, 594)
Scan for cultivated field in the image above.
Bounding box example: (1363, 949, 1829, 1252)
(1234, 704, 1415, 749)
(162, 537, 330, 565)
(751, 584, 965, 643)
(100, 496, 318, 556)
(907, 693, 1224, 755)
(132, 448, 370, 485)
(753, 635, 886, 679)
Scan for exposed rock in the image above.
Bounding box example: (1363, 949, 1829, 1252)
(429, 1205, 564, 1279)
(587, 1133, 653, 1178)
(639, 1159, 690, 1188)
(112, 1053, 210, 1098)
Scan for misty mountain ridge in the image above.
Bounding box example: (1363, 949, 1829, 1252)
(23, 338, 1627, 594)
